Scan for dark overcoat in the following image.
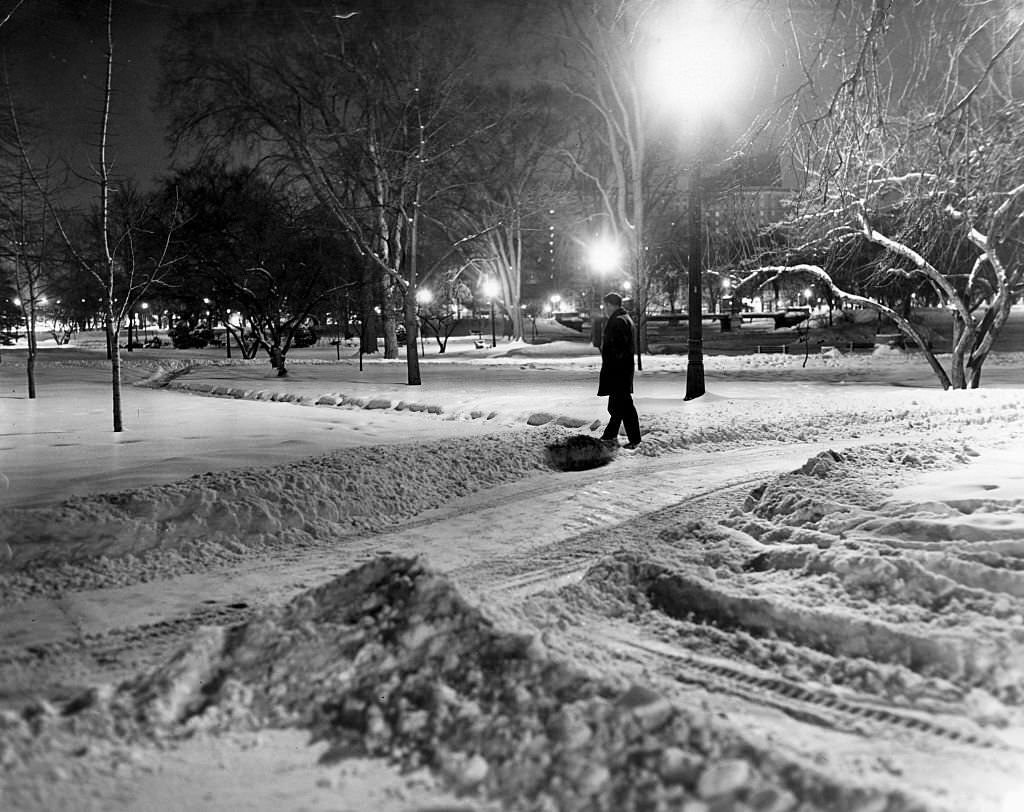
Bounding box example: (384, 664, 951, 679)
(598, 308, 636, 395)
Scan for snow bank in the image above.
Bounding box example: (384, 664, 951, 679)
(27, 556, 926, 812)
(0, 433, 556, 578)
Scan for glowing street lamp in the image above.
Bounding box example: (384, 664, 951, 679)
(415, 289, 433, 354)
(642, 2, 756, 400)
(586, 236, 623, 346)
(482, 279, 500, 348)
(586, 236, 622, 277)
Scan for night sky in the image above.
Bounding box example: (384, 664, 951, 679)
(0, 0, 551, 200)
(1, 0, 775, 203)
(1, 0, 213, 197)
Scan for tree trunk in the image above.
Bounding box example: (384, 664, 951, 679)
(967, 352, 985, 389)
(404, 288, 421, 384)
(359, 277, 377, 355)
(949, 313, 967, 389)
(269, 344, 287, 376)
(26, 307, 37, 399)
(965, 295, 1012, 390)
(511, 305, 524, 342)
(406, 181, 422, 384)
(382, 312, 399, 359)
(107, 315, 123, 432)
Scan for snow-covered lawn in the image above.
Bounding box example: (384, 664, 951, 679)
(2, 341, 1024, 811)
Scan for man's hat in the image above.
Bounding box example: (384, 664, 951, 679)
(602, 292, 623, 307)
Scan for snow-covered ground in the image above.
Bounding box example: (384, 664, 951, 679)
(2, 338, 1024, 811)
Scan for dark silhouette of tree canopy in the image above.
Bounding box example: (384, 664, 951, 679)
(154, 161, 351, 376)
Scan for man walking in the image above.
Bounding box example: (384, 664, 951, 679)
(598, 292, 641, 449)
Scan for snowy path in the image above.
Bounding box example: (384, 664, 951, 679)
(0, 442, 834, 685)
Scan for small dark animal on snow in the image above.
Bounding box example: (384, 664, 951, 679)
(545, 434, 616, 472)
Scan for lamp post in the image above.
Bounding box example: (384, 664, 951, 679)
(482, 279, 499, 347)
(140, 302, 149, 345)
(685, 165, 704, 400)
(642, 3, 755, 401)
(225, 308, 233, 358)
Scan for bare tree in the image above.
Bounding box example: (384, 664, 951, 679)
(0, 160, 54, 396)
(11, 0, 179, 429)
(437, 84, 573, 340)
(555, 0, 653, 360)
(741, 0, 1024, 389)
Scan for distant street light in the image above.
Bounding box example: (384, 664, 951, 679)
(140, 302, 149, 344)
(415, 288, 433, 354)
(587, 236, 622, 346)
(482, 279, 500, 348)
(586, 236, 621, 277)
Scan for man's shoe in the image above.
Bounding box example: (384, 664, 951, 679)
(623, 440, 641, 449)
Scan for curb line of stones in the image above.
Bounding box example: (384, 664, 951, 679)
(160, 378, 602, 432)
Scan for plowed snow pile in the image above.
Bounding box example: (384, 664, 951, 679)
(3, 556, 927, 812)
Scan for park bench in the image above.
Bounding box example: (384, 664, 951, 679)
(820, 341, 876, 354)
(740, 308, 811, 329)
(756, 344, 790, 354)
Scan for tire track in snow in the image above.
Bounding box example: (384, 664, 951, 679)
(595, 627, 1014, 751)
